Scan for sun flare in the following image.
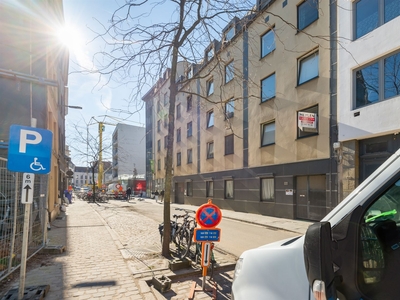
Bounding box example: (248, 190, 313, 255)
(56, 24, 83, 54)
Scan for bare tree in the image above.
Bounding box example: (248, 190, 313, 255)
(88, 0, 256, 257)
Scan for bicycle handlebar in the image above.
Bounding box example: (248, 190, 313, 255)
(175, 208, 196, 214)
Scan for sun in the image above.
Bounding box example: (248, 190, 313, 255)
(55, 24, 84, 54)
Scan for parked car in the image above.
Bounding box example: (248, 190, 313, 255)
(232, 148, 400, 300)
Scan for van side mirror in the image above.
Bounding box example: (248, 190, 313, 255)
(303, 222, 337, 300)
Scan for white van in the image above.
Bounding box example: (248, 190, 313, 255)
(232, 148, 400, 300)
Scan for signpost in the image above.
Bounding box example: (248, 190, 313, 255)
(194, 199, 222, 292)
(7, 124, 52, 300)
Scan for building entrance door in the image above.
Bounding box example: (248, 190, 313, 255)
(296, 175, 326, 221)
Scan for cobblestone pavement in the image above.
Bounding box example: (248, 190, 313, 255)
(0, 198, 236, 300)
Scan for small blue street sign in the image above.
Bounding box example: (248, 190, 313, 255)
(194, 228, 221, 242)
(7, 125, 53, 174)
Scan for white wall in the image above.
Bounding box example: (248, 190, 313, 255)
(338, 1, 400, 142)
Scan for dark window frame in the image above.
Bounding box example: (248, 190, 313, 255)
(207, 110, 214, 128)
(297, 105, 319, 139)
(225, 134, 234, 155)
(177, 128, 181, 143)
(207, 141, 214, 159)
(260, 177, 275, 202)
(225, 98, 234, 119)
(187, 148, 193, 164)
(187, 95, 192, 111)
(177, 152, 181, 166)
(225, 61, 234, 84)
(261, 73, 276, 102)
(297, 0, 319, 30)
(206, 181, 214, 197)
(261, 121, 276, 147)
(261, 28, 275, 58)
(298, 51, 319, 85)
(187, 122, 193, 137)
(224, 179, 234, 199)
(206, 78, 214, 96)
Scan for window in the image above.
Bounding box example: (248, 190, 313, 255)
(225, 61, 234, 83)
(157, 100, 161, 112)
(177, 128, 181, 142)
(355, 51, 400, 108)
(187, 149, 193, 164)
(187, 67, 193, 79)
(261, 73, 276, 102)
(186, 181, 193, 196)
(225, 98, 234, 119)
(164, 93, 168, 105)
(261, 29, 275, 58)
(187, 122, 192, 137)
(297, 105, 318, 138)
(164, 135, 168, 148)
(224, 26, 235, 42)
(355, 0, 400, 39)
(157, 159, 161, 170)
(261, 178, 274, 201)
(157, 120, 161, 132)
(206, 47, 214, 61)
(225, 134, 234, 155)
(176, 103, 181, 119)
(261, 121, 275, 146)
(157, 139, 161, 151)
(298, 0, 318, 30)
(164, 115, 168, 128)
(207, 141, 214, 159)
(298, 51, 319, 85)
(225, 179, 233, 199)
(206, 181, 214, 197)
(206, 78, 214, 96)
(187, 95, 192, 111)
(177, 152, 181, 166)
(207, 110, 214, 128)
(164, 156, 167, 169)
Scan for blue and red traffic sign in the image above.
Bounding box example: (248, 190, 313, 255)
(196, 199, 222, 228)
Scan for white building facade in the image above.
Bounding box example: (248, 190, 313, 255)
(112, 123, 146, 180)
(338, 0, 400, 199)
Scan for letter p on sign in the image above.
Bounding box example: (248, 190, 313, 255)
(19, 129, 42, 153)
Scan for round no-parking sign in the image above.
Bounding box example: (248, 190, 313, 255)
(196, 199, 222, 228)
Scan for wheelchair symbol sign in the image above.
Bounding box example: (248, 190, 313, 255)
(7, 125, 52, 174)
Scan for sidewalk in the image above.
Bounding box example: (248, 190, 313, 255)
(0, 198, 313, 300)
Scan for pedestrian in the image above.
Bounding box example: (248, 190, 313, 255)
(160, 190, 164, 202)
(154, 190, 159, 202)
(64, 189, 72, 204)
(126, 187, 132, 200)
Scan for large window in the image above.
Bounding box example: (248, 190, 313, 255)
(298, 51, 319, 85)
(355, 51, 400, 108)
(207, 110, 214, 128)
(157, 120, 161, 132)
(187, 149, 193, 164)
(157, 100, 161, 112)
(298, 0, 319, 30)
(355, 0, 400, 40)
(261, 178, 274, 202)
(224, 26, 235, 42)
(187, 122, 192, 137)
(206, 181, 214, 197)
(207, 141, 214, 159)
(164, 93, 168, 105)
(206, 78, 214, 96)
(225, 180, 234, 199)
(176, 128, 181, 143)
(187, 95, 192, 111)
(157, 139, 161, 151)
(177, 152, 181, 166)
(164, 115, 168, 128)
(225, 61, 234, 83)
(164, 135, 168, 148)
(261, 121, 275, 146)
(297, 105, 318, 138)
(225, 98, 234, 119)
(177, 128, 181, 142)
(186, 181, 193, 196)
(176, 103, 181, 119)
(157, 159, 161, 170)
(261, 29, 275, 58)
(225, 134, 234, 155)
(261, 73, 276, 102)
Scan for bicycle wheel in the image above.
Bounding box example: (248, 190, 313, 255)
(177, 228, 192, 259)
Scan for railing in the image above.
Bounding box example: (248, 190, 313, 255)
(0, 157, 47, 281)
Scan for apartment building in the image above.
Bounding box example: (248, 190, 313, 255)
(0, 0, 69, 221)
(144, 0, 338, 221)
(337, 0, 400, 199)
(112, 123, 146, 180)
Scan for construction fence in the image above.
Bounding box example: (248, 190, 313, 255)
(0, 157, 48, 281)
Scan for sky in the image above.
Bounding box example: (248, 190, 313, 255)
(63, 0, 150, 166)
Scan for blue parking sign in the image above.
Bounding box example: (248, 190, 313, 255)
(7, 125, 53, 174)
